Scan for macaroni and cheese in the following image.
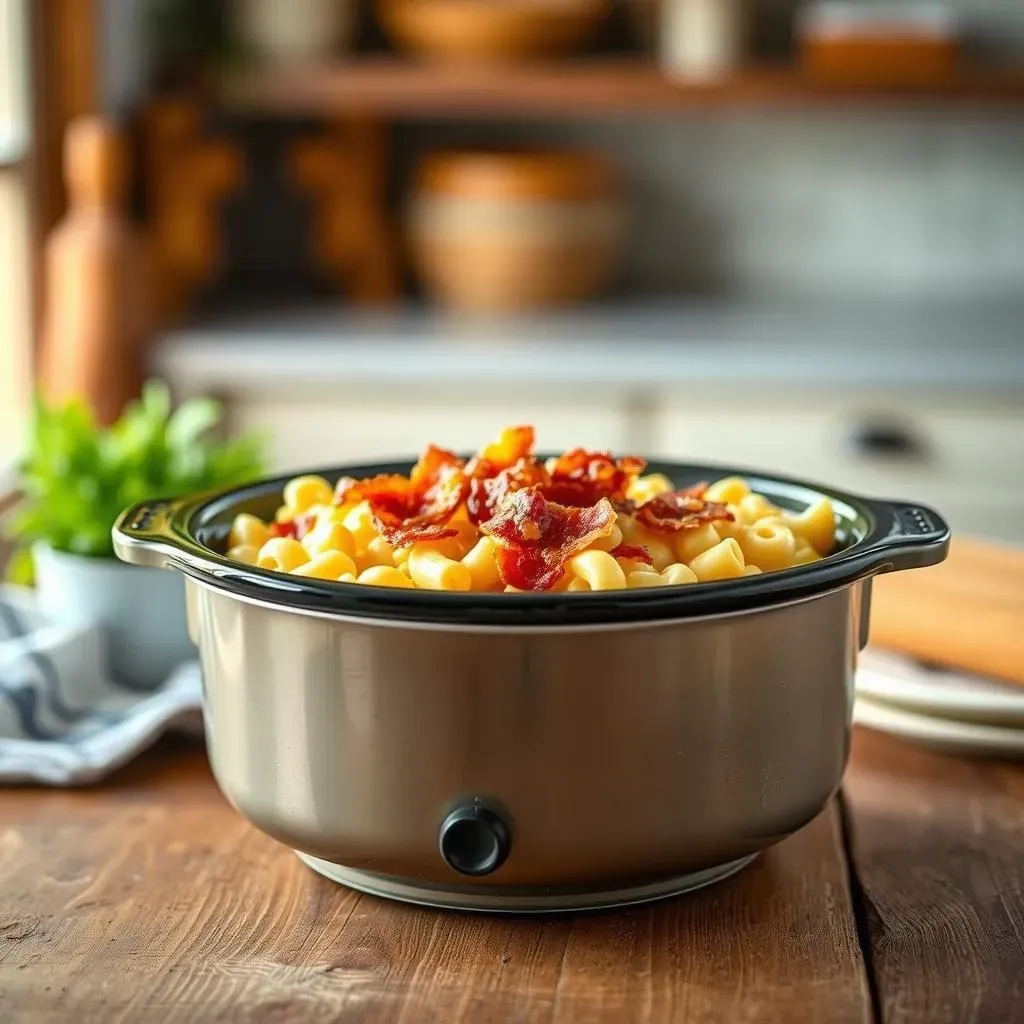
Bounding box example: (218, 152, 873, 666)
(225, 427, 836, 593)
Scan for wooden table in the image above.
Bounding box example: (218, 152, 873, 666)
(1, 728, 1021, 1023)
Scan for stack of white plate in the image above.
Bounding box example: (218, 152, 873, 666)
(855, 648, 1024, 758)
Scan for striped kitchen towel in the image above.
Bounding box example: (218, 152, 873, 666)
(0, 585, 203, 785)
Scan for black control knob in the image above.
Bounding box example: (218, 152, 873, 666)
(438, 802, 511, 877)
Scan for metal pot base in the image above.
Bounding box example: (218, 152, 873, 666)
(296, 852, 759, 914)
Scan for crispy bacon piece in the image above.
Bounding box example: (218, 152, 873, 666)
(481, 488, 618, 591)
(464, 432, 647, 524)
(609, 544, 655, 566)
(332, 475, 359, 505)
(467, 457, 549, 525)
(269, 514, 315, 540)
(678, 482, 710, 500)
(410, 445, 460, 488)
(465, 427, 544, 524)
(614, 481, 708, 517)
(333, 473, 402, 512)
(474, 425, 536, 470)
(382, 523, 459, 548)
(634, 485, 734, 534)
(333, 445, 468, 546)
(544, 449, 647, 508)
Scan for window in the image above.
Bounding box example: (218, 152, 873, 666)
(0, 0, 31, 470)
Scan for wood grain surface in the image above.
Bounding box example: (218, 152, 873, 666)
(844, 728, 1024, 1024)
(217, 58, 1024, 118)
(0, 739, 872, 1024)
(870, 537, 1024, 686)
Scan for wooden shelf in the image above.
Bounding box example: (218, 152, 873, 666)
(216, 58, 1024, 117)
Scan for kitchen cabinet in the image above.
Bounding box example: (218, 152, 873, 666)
(651, 391, 1024, 544)
(652, 392, 1024, 487)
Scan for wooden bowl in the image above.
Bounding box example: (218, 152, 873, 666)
(408, 149, 624, 312)
(376, 0, 611, 63)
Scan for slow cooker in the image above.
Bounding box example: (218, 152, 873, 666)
(113, 458, 949, 912)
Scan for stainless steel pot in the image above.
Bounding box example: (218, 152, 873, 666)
(113, 459, 950, 913)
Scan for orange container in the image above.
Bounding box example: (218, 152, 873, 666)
(798, 2, 959, 85)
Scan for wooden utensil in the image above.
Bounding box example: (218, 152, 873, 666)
(142, 97, 244, 325)
(38, 116, 148, 426)
(288, 118, 401, 305)
(870, 536, 1024, 687)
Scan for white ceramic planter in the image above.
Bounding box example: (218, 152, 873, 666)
(231, 0, 357, 64)
(32, 545, 194, 690)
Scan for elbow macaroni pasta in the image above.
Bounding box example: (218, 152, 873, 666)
(256, 537, 308, 573)
(226, 465, 837, 591)
(690, 538, 746, 582)
(566, 550, 627, 591)
(407, 547, 473, 592)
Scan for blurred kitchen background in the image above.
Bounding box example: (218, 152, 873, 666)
(1, 0, 1022, 542)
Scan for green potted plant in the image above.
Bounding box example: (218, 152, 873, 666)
(5, 381, 266, 688)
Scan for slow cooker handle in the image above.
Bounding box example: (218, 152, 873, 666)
(857, 499, 951, 575)
(112, 496, 202, 572)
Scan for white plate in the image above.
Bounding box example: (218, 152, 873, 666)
(854, 696, 1024, 758)
(856, 648, 1024, 727)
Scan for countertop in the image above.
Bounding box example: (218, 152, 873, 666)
(2, 731, 1022, 1022)
(153, 299, 1024, 394)
(1, 542, 1022, 1022)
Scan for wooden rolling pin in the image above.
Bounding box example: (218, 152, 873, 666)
(38, 116, 148, 425)
(870, 536, 1024, 686)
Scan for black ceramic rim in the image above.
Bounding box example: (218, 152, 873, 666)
(114, 457, 951, 627)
